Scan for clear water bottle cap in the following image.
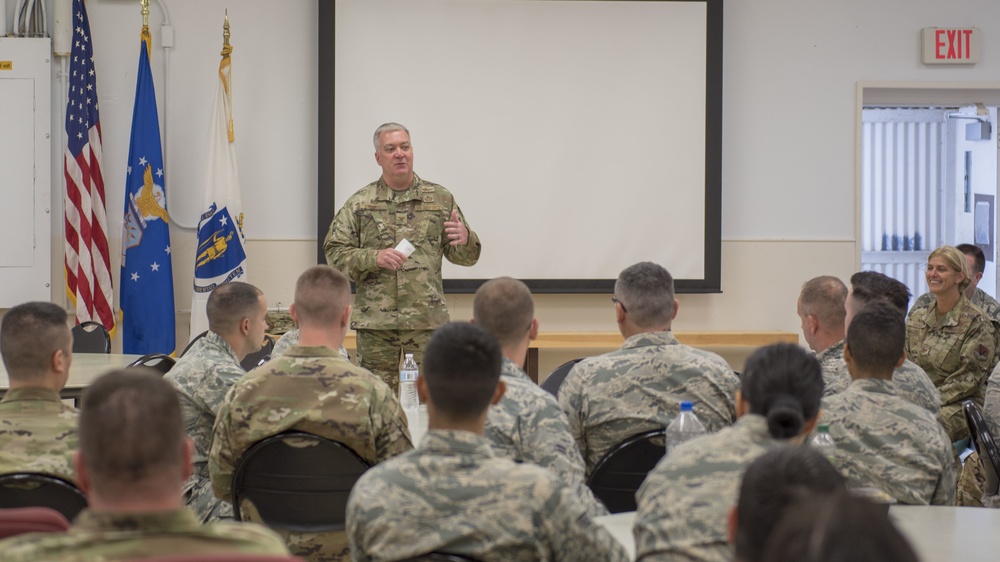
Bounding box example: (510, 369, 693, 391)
(680, 401, 693, 411)
(404, 353, 414, 359)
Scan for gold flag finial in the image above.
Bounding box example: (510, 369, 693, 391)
(140, 0, 151, 57)
(222, 9, 232, 57)
(141, 0, 150, 29)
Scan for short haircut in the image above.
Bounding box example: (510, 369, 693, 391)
(373, 122, 410, 150)
(206, 282, 263, 334)
(799, 276, 847, 330)
(472, 277, 534, 348)
(735, 446, 846, 562)
(845, 301, 904, 378)
(295, 266, 351, 327)
(761, 493, 918, 562)
(740, 343, 823, 440)
(929, 245, 972, 292)
(0, 302, 70, 381)
(849, 271, 911, 315)
(614, 262, 675, 329)
(421, 322, 502, 420)
(79, 370, 185, 493)
(957, 243, 986, 275)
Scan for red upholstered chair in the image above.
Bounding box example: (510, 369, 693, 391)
(0, 507, 70, 539)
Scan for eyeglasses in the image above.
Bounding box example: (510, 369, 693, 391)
(611, 297, 627, 313)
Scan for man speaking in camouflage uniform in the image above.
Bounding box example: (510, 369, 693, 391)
(210, 265, 412, 561)
(471, 277, 607, 517)
(796, 276, 850, 396)
(324, 122, 481, 392)
(164, 282, 268, 523)
(0, 302, 78, 483)
(0, 370, 290, 560)
(820, 302, 956, 505)
(346, 322, 629, 562)
(559, 262, 739, 475)
(911, 243, 1000, 322)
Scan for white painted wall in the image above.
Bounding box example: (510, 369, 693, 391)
(32, 0, 1000, 370)
(952, 106, 999, 297)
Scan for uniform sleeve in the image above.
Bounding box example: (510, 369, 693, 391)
(984, 365, 1000, 437)
(346, 479, 376, 562)
(931, 428, 958, 506)
(519, 398, 608, 517)
(208, 392, 239, 500)
(324, 200, 379, 281)
(557, 366, 590, 473)
(371, 385, 414, 463)
(543, 478, 630, 562)
(937, 319, 997, 406)
(441, 202, 481, 266)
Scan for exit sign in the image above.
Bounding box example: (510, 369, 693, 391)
(922, 27, 980, 64)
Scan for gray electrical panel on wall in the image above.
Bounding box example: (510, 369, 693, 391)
(0, 38, 51, 306)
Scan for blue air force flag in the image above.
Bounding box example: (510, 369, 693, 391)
(189, 39, 248, 338)
(119, 29, 176, 355)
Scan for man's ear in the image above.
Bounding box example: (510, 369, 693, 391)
(727, 504, 738, 545)
(417, 375, 430, 403)
(74, 451, 91, 495)
(490, 380, 507, 405)
(528, 318, 539, 341)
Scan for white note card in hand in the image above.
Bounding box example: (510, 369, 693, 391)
(395, 239, 416, 257)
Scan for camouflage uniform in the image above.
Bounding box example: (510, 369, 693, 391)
(209, 345, 413, 562)
(163, 331, 244, 523)
(345, 429, 630, 562)
(835, 359, 941, 416)
(558, 331, 739, 475)
(323, 174, 481, 391)
(905, 295, 1000, 442)
(0, 508, 289, 560)
(912, 287, 1000, 322)
(485, 357, 607, 517)
(0, 387, 78, 483)
(957, 362, 1000, 507)
(816, 340, 850, 396)
(271, 329, 349, 361)
(634, 415, 779, 562)
(820, 378, 956, 505)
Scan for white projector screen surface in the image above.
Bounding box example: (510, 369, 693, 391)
(319, 0, 722, 293)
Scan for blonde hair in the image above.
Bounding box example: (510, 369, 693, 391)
(928, 245, 971, 293)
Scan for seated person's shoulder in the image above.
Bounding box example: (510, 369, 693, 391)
(202, 519, 291, 554)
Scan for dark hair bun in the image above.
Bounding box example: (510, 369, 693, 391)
(766, 394, 804, 439)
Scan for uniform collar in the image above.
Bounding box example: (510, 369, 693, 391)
(74, 508, 200, 533)
(622, 330, 679, 350)
(419, 429, 495, 457)
(375, 173, 422, 202)
(0, 386, 63, 403)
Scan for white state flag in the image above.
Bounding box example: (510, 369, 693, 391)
(190, 40, 248, 341)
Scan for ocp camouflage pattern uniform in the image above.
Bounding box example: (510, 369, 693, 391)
(345, 430, 630, 562)
(0, 509, 290, 561)
(835, 359, 941, 416)
(485, 357, 607, 517)
(816, 340, 850, 396)
(163, 331, 246, 523)
(0, 387, 78, 483)
(324, 174, 481, 392)
(209, 345, 413, 562)
(271, 329, 349, 361)
(559, 331, 738, 475)
(820, 378, 956, 505)
(905, 295, 1000, 442)
(633, 415, 780, 562)
(958, 362, 1000, 507)
(912, 287, 1000, 322)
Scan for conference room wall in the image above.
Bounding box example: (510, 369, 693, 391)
(38, 0, 1000, 357)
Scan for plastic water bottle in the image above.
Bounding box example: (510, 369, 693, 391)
(399, 353, 420, 418)
(666, 401, 707, 453)
(810, 423, 836, 461)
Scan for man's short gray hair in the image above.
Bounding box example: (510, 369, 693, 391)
(373, 122, 410, 150)
(614, 262, 675, 328)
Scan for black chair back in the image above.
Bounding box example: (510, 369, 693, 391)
(128, 353, 177, 375)
(241, 335, 275, 371)
(586, 428, 666, 513)
(71, 321, 110, 354)
(181, 330, 209, 357)
(964, 400, 1000, 495)
(232, 431, 370, 532)
(0, 473, 88, 521)
(540, 358, 583, 397)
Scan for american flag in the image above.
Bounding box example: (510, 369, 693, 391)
(65, 0, 115, 334)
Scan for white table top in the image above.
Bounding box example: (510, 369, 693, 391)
(0, 353, 143, 397)
(595, 506, 1000, 562)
